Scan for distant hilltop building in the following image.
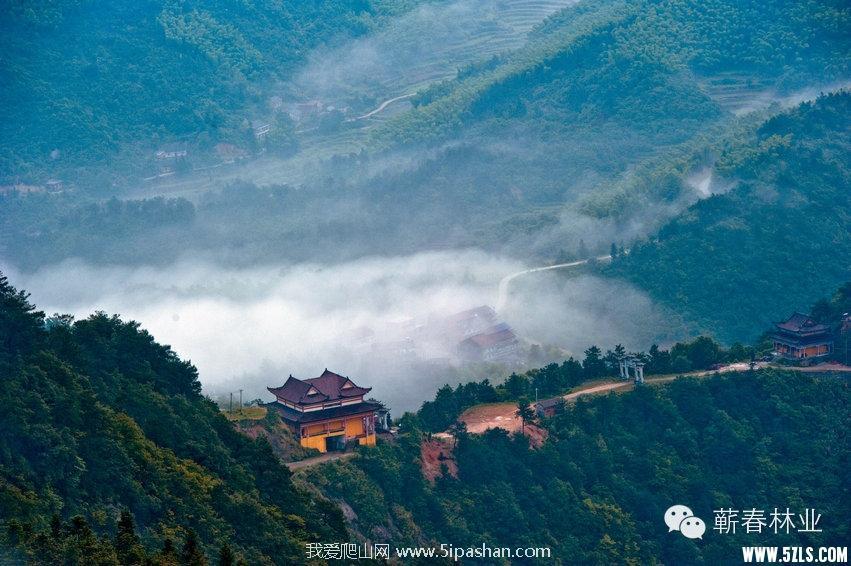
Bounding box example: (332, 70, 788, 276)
(154, 143, 188, 160)
(441, 305, 499, 341)
(251, 119, 271, 139)
(771, 312, 833, 361)
(287, 100, 324, 121)
(154, 142, 188, 176)
(44, 179, 64, 192)
(267, 369, 380, 453)
(534, 397, 565, 419)
(458, 322, 521, 363)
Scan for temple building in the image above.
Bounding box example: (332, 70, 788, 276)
(772, 313, 833, 360)
(267, 369, 379, 453)
(458, 322, 521, 363)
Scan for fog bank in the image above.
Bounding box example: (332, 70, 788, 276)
(6, 250, 677, 413)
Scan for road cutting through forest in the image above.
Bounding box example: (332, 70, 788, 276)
(345, 93, 416, 121)
(496, 254, 613, 311)
(451, 361, 851, 436)
(453, 364, 762, 436)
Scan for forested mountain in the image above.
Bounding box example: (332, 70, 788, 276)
(0, 0, 416, 181)
(2, 267, 848, 564)
(2, 0, 848, 271)
(2, 2, 849, 563)
(0, 274, 347, 564)
(309, 369, 850, 564)
(381, 0, 849, 145)
(608, 91, 851, 342)
(364, 0, 850, 249)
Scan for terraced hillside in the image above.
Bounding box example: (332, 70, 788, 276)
(131, 0, 582, 196)
(0, 0, 421, 183)
(292, 0, 580, 108)
(378, 0, 849, 146)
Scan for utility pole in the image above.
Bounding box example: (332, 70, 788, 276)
(229, 392, 233, 412)
(238, 389, 243, 410)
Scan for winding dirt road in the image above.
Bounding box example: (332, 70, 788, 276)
(458, 380, 631, 435)
(346, 93, 416, 122)
(496, 255, 612, 311)
(456, 362, 850, 436)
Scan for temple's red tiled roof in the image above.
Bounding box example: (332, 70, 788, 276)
(460, 323, 518, 349)
(535, 397, 565, 409)
(268, 369, 371, 405)
(774, 312, 831, 336)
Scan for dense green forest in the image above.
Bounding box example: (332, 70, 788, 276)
(2, 0, 849, 272)
(2, 1, 849, 563)
(380, 0, 849, 145)
(310, 369, 850, 564)
(363, 0, 850, 250)
(0, 0, 416, 181)
(608, 91, 851, 343)
(0, 273, 347, 564)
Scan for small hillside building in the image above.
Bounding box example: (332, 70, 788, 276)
(772, 312, 833, 360)
(534, 397, 565, 418)
(458, 322, 521, 363)
(442, 305, 498, 341)
(267, 369, 379, 453)
(155, 143, 188, 160)
(251, 119, 271, 139)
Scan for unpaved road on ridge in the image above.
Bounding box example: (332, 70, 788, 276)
(456, 362, 851, 435)
(286, 451, 355, 471)
(496, 255, 612, 311)
(459, 380, 632, 435)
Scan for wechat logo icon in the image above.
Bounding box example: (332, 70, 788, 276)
(665, 505, 706, 539)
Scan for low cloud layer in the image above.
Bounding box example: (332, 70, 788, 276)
(6, 250, 677, 413)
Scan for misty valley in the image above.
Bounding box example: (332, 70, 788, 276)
(1, 0, 849, 564)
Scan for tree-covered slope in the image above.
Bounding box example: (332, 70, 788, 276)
(607, 91, 851, 343)
(379, 0, 850, 146)
(310, 369, 850, 564)
(0, 0, 415, 181)
(0, 273, 347, 564)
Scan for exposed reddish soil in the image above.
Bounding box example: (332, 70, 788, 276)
(420, 437, 457, 483)
(460, 403, 523, 434)
(453, 403, 549, 446)
(524, 423, 548, 448)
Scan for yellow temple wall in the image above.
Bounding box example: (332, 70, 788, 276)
(301, 435, 331, 452)
(345, 418, 365, 437)
(298, 414, 374, 453)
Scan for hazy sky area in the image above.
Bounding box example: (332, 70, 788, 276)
(4, 251, 675, 413)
